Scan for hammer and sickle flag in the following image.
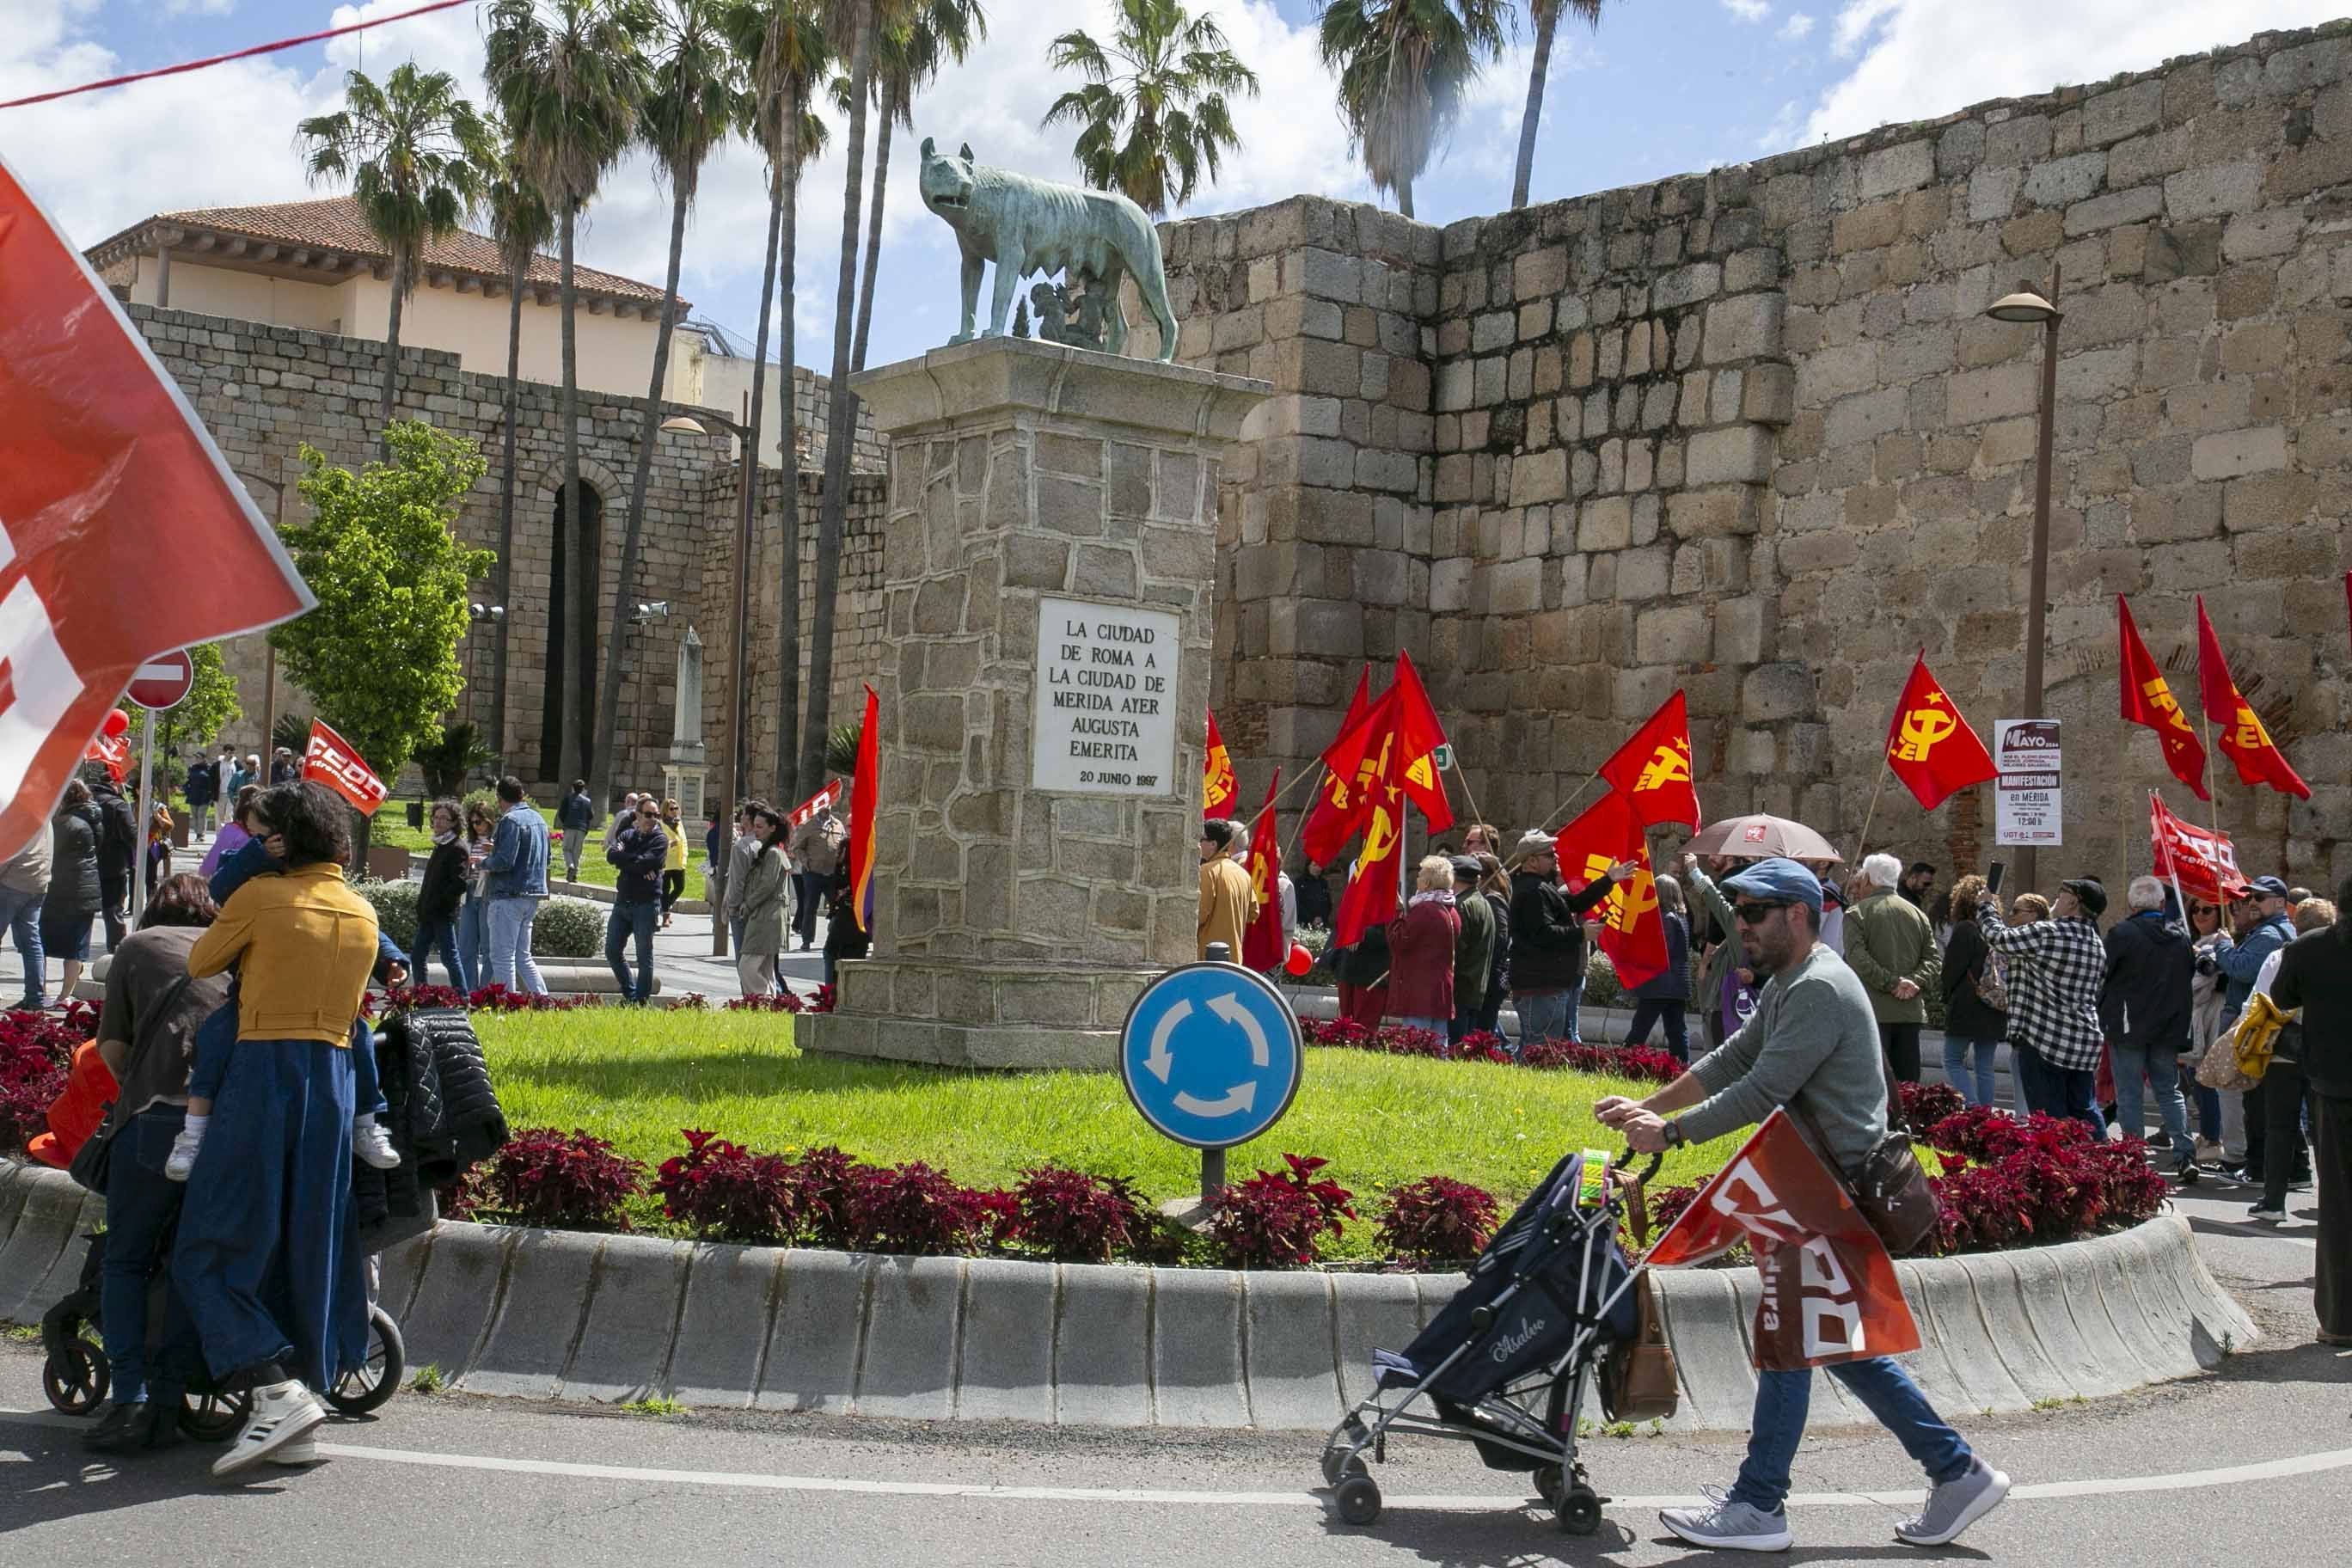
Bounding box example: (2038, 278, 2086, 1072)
(1300, 665, 1373, 867)
(1554, 787, 1669, 989)
(1241, 770, 1285, 971)
(1598, 689, 1702, 830)
(1883, 653, 1995, 812)
(2117, 596, 2208, 802)
(1202, 708, 1237, 820)
(2194, 596, 2310, 800)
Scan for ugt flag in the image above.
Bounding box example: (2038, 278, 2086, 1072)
(1554, 788, 1668, 989)
(0, 153, 313, 857)
(1882, 654, 1996, 811)
(1598, 689, 1701, 830)
(1646, 1109, 1921, 1370)
(2149, 791, 2244, 906)
(2117, 597, 2208, 801)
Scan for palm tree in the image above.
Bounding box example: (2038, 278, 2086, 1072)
(591, 0, 747, 815)
(725, 0, 834, 803)
(481, 118, 554, 762)
(485, 0, 654, 787)
(1510, 0, 1601, 209)
(1039, 0, 1257, 217)
(847, 0, 987, 374)
(295, 62, 492, 454)
(1317, 0, 1505, 219)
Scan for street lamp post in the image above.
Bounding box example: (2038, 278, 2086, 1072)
(1985, 266, 2064, 896)
(466, 602, 505, 751)
(663, 397, 757, 959)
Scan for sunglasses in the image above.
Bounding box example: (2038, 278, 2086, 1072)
(1732, 901, 1790, 924)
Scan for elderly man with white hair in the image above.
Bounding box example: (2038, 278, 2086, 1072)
(1842, 851, 1940, 1086)
(2099, 873, 2200, 1180)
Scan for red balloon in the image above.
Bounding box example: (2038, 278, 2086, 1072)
(1285, 942, 1314, 977)
(101, 707, 130, 738)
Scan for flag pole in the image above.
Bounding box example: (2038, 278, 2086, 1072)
(1538, 770, 1603, 835)
(1849, 756, 1891, 867)
(2155, 791, 2191, 926)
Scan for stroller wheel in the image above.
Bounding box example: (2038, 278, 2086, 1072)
(180, 1386, 250, 1442)
(1334, 1475, 1382, 1527)
(1320, 1447, 1367, 1486)
(325, 1307, 406, 1417)
(42, 1339, 108, 1416)
(1533, 1462, 1565, 1509)
(1558, 1485, 1603, 1537)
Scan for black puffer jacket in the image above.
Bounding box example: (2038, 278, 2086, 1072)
(43, 804, 102, 918)
(379, 1007, 508, 1189)
(1508, 870, 1618, 992)
(89, 780, 137, 889)
(2100, 910, 2194, 1054)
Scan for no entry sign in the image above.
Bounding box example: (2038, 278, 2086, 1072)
(126, 650, 194, 710)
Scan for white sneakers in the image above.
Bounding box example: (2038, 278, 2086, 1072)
(354, 1116, 401, 1170)
(212, 1379, 327, 1478)
(163, 1125, 203, 1182)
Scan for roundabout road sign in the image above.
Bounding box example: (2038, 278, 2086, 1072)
(1118, 962, 1303, 1150)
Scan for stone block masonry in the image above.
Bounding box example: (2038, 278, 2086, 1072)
(1156, 21, 2352, 891)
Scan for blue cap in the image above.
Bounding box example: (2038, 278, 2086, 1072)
(2246, 875, 2290, 898)
(1719, 856, 1824, 914)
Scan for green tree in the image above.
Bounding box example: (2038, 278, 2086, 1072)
(296, 62, 493, 455)
(1318, 0, 1505, 219)
(724, 0, 834, 802)
(593, 0, 749, 817)
(1510, 1, 1602, 210)
(481, 115, 554, 763)
(486, 0, 655, 786)
(1041, 0, 1258, 217)
(116, 643, 242, 793)
(268, 422, 495, 855)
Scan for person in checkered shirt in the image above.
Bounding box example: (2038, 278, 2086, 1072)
(1978, 877, 2110, 1134)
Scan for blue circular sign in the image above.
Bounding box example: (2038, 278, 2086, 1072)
(1118, 962, 1303, 1150)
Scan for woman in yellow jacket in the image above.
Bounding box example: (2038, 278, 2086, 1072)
(660, 796, 689, 928)
(172, 781, 381, 1478)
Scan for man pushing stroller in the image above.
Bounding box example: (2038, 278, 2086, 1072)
(1598, 857, 2011, 1552)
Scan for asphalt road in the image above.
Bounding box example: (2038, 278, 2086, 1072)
(5, 1179, 2343, 1566)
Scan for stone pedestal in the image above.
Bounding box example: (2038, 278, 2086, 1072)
(801, 338, 1269, 1070)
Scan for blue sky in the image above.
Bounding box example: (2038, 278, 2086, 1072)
(5, 0, 2341, 375)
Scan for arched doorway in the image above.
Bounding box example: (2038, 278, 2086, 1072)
(539, 480, 603, 782)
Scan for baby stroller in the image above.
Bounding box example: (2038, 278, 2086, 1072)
(1320, 1147, 1665, 1535)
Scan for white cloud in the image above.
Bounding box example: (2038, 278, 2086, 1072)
(1805, 0, 2346, 142)
(162, 0, 236, 15)
(1723, 0, 1772, 21)
(1779, 12, 1816, 40)
(1756, 98, 1805, 151)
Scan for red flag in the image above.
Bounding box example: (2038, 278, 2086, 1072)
(1241, 771, 1285, 971)
(847, 685, 879, 934)
(1882, 653, 1996, 811)
(1202, 709, 1236, 819)
(1646, 1109, 1921, 1369)
(1554, 789, 1668, 989)
(1300, 665, 1373, 867)
(786, 777, 844, 829)
(1385, 650, 1454, 834)
(2150, 791, 2245, 905)
(81, 732, 129, 784)
(0, 154, 313, 858)
(2195, 597, 2309, 799)
(301, 720, 387, 816)
(1598, 689, 1701, 830)
(2117, 597, 2208, 801)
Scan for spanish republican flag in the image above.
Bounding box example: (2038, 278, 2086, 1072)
(1554, 788, 1668, 989)
(847, 683, 879, 933)
(1299, 665, 1372, 867)
(2195, 597, 2309, 799)
(1882, 653, 1996, 811)
(2117, 597, 2208, 801)
(1598, 689, 1701, 830)
(1241, 771, 1286, 971)
(1202, 708, 1236, 820)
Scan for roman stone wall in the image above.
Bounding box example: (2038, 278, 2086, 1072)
(1162, 21, 2352, 890)
(123, 303, 884, 805)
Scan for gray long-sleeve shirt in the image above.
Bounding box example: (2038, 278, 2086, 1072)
(1676, 942, 1890, 1175)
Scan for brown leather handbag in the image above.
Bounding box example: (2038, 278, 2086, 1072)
(1601, 1174, 1680, 1423)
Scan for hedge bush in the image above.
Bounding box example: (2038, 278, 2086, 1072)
(351, 879, 602, 959)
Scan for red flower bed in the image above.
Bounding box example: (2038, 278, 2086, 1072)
(485, 1127, 646, 1230)
(725, 991, 804, 1014)
(1374, 1175, 1500, 1267)
(1004, 1166, 1155, 1263)
(383, 983, 597, 1014)
(655, 1129, 800, 1242)
(1918, 1106, 2167, 1255)
(1298, 1015, 1681, 1083)
(1210, 1153, 1357, 1268)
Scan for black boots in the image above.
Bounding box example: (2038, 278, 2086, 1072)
(83, 1393, 183, 1455)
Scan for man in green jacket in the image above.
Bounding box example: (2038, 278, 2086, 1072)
(1449, 856, 1495, 1046)
(1845, 851, 1940, 1086)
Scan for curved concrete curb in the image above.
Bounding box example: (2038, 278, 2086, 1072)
(0, 1161, 2256, 1430)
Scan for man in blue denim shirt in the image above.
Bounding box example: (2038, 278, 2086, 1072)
(481, 775, 550, 995)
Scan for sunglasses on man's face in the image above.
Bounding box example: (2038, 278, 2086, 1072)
(1732, 901, 1790, 924)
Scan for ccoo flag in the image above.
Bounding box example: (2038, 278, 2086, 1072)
(2149, 790, 2244, 906)
(1202, 709, 1236, 820)
(2116, 597, 2208, 801)
(1598, 689, 1701, 830)
(847, 684, 879, 933)
(1554, 788, 1668, 989)
(2194, 597, 2309, 799)
(1300, 665, 1374, 867)
(1241, 771, 1285, 971)
(1882, 653, 1996, 812)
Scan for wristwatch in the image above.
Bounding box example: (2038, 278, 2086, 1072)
(1662, 1121, 1686, 1150)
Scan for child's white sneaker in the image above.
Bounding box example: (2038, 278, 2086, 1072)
(353, 1117, 401, 1170)
(164, 1127, 203, 1182)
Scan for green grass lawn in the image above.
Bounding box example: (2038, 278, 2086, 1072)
(372, 805, 622, 889)
(475, 1008, 1740, 1259)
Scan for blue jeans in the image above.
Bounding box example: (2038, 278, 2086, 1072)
(102, 1106, 203, 1405)
(1516, 986, 1579, 1050)
(1943, 1034, 2001, 1109)
(485, 896, 547, 995)
(2196, 1081, 2223, 1142)
(729, 915, 746, 955)
(1625, 998, 1689, 1061)
(456, 896, 487, 989)
(1401, 1014, 1447, 1035)
(412, 915, 475, 993)
(1731, 1358, 1974, 1513)
(2015, 1043, 2102, 1136)
(2111, 1041, 2193, 1164)
(0, 884, 44, 1008)
(605, 897, 658, 1002)
(191, 1005, 382, 1117)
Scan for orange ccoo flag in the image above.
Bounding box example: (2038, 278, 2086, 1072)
(2195, 597, 2309, 799)
(1883, 653, 1996, 811)
(2117, 597, 2208, 802)
(1598, 689, 1701, 830)
(1300, 665, 1374, 867)
(1202, 708, 1236, 819)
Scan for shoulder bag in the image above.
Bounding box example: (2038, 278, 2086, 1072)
(1794, 1062, 1940, 1257)
(1600, 1173, 1680, 1423)
(68, 974, 197, 1195)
